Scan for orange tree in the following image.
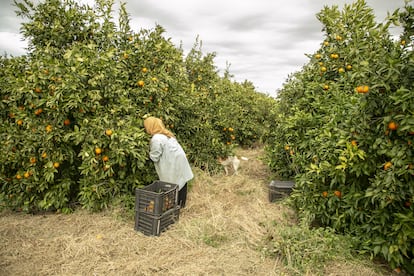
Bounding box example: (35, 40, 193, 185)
(266, 0, 413, 272)
(0, 0, 194, 212)
(212, 78, 276, 148)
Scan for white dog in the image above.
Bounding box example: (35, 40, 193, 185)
(218, 156, 248, 175)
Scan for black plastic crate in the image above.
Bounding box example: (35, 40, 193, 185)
(135, 181, 178, 216)
(134, 206, 180, 236)
(268, 180, 295, 202)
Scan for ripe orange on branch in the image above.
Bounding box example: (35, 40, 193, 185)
(384, 161, 392, 170)
(137, 80, 144, 87)
(387, 121, 398, 131)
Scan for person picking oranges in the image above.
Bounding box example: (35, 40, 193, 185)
(143, 117, 193, 208)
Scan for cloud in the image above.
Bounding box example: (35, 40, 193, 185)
(0, 32, 27, 56)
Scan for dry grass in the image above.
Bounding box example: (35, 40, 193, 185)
(0, 148, 399, 276)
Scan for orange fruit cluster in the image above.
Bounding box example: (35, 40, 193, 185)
(356, 85, 369, 94)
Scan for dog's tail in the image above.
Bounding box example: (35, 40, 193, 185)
(240, 156, 249, 161)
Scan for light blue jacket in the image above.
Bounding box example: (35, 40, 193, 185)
(149, 134, 194, 190)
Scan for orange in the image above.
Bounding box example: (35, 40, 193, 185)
(351, 140, 358, 147)
(284, 145, 290, 151)
(346, 64, 352, 70)
(102, 155, 109, 162)
(384, 161, 392, 170)
(45, 124, 52, 132)
(334, 190, 342, 198)
(387, 121, 398, 131)
(137, 80, 144, 87)
(95, 147, 102, 155)
(30, 157, 37, 164)
(17, 119, 23, 126)
(34, 87, 42, 93)
(16, 174, 22, 180)
(41, 152, 47, 158)
(53, 162, 60, 168)
(323, 84, 329, 90)
(24, 171, 30, 178)
(142, 67, 148, 73)
(322, 191, 328, 198)
(64, 119, 71, 126)
(315, 54, 321, 59)
(338, 68, 345, 73)
(320, 66, 327, 72)
(105, 129, 113, 136)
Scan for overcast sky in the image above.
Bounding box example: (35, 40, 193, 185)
(0, 0, 406, 96)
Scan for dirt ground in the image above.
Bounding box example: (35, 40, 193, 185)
(0, 148, 399, 275)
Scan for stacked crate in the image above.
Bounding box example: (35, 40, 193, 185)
(135, 181, 180, 236)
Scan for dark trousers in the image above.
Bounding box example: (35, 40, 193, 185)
(178, 183, 187, 208)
